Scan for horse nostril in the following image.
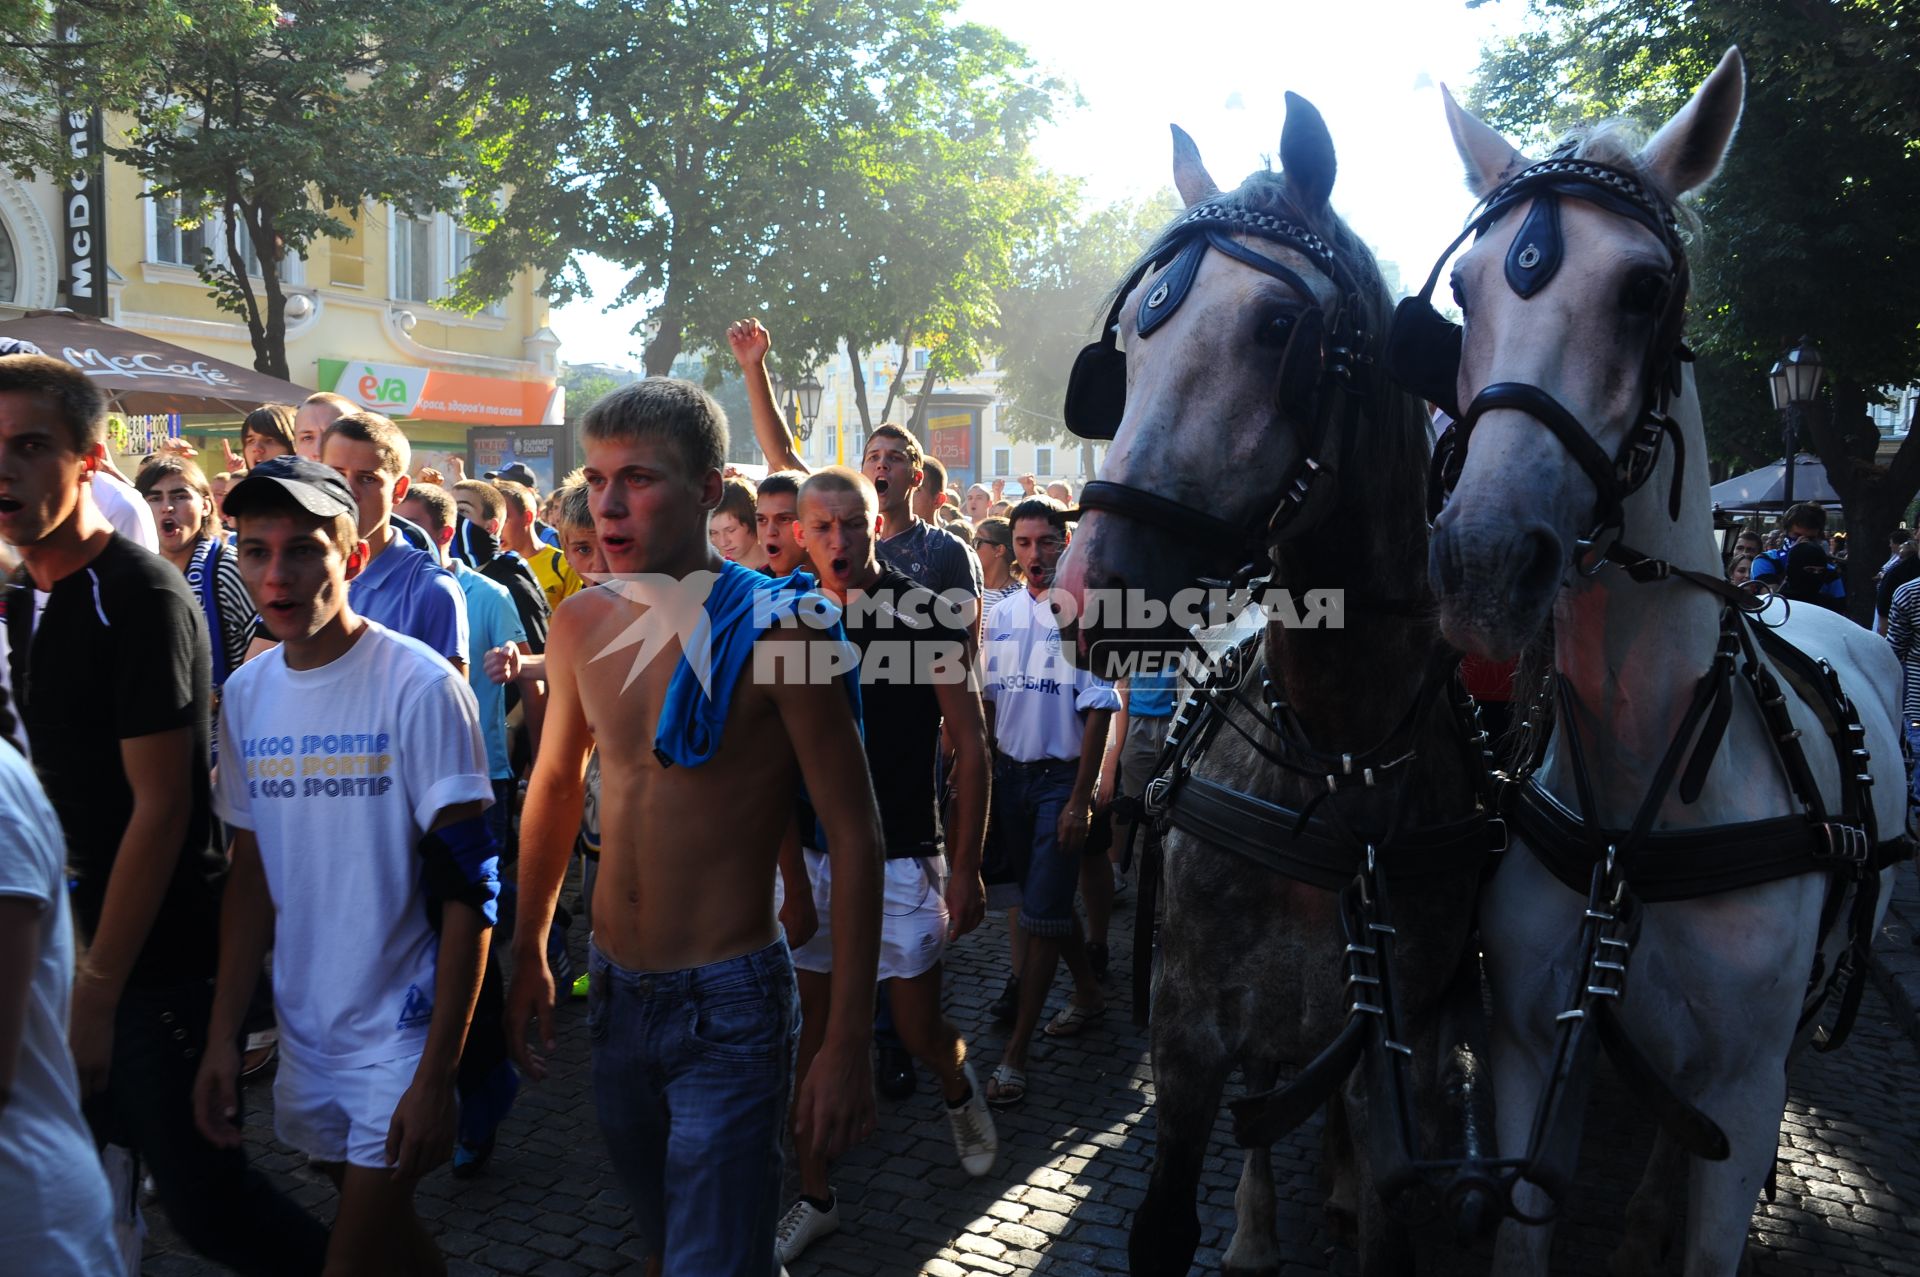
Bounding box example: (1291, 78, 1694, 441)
(1513, 527, 1564, 601)
(1430, 531, 1465, 595)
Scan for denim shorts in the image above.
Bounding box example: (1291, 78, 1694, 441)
(587, 937, 800, 1275)
(993, 754, 1082, 937)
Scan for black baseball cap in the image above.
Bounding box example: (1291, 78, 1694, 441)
(486, 461, 538, 488)
(224, 455, 357, 520)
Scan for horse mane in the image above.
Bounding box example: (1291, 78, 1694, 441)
(1107, 170, 1434, 577)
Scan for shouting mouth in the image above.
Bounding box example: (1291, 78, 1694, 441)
(0, 496, 22, 515)
(830, 556, 850, 576)
(872, 478, 889, 496)
(161, 517, 179, 537)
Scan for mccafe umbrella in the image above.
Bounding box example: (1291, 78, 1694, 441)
(0, 310, 310, 414)
(1708, 453, 1843, 512)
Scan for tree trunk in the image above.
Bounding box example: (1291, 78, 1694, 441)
(1806, 382, 1920, 626)
(643, 298, 684, 377)
(252, 204, 290, 381)
(905, 363, 938, 442)
(878, 326, 915, 423)
(847, 338, 873, 433)
(1080, 439, 1098, 481)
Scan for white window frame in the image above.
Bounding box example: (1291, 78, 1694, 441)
(1035, 446, 1054, 476)
(143, 184, 304, 285)
(992, 447, 1011, 477)
(388, 204, 505, 318)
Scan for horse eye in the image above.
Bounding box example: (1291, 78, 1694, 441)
(1256, 314, 1297, 348)
(1621, 272, 1668, 315)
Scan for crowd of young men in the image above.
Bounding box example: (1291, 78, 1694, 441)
(0, 335, 1143, 1276)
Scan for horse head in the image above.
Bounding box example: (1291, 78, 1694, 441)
(1423, 49, 1746, 660)
(1054, 94, 1420, 673)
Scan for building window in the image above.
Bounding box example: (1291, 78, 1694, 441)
(1035, 446, 1054, 476)
(152, 194, 209, 267)
(913, 349, 930, 371)
(393, 210, 435, 302)
(0, 218, 17, 304)
(452, 224, 504, 317)
(992, 447, 1010, 477)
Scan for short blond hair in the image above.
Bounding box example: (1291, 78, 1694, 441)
(321, 410, 409, 476)
(798, 466, 877, 512)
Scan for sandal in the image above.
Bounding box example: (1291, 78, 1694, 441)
(1044, 1000, 1106, 1038)
(986, 1064, 1026, 1110)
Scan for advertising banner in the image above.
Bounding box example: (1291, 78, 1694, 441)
(926, 408, 975, 474)
(467, 426, 571, 493)
(56, 16, 108, 317)
(318, 358, 556, 426)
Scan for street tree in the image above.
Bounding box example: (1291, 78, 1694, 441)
(48, 0, 535, 380)
(992, 189, 1181, 465)
(1472, 0, 1920, 620)
(0, 2, 184, 179)
(460, 0, 1069, 403)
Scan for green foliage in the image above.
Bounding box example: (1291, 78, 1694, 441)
(992, 190, 1182, 444)
(459, 1, 1074, 382)
(557, 367, 624, 421)
(41, 1, 535, 378)
(1471, 0, 1920, 468)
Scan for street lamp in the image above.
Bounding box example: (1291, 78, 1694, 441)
(1768, 337, 1825, 509)
(796, 375, 824, 440)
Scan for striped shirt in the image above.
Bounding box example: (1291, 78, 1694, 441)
(1884, 576, 1920, 722)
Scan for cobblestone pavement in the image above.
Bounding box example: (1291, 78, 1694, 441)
(148, 865, 1920, 1276)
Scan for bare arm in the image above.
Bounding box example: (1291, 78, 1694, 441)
(0, 898, 42, 1115)
(767, 631, 881, 1159)
(932, 663, 989, 940)
(505, 604, 595, 1079)
(194, 829, 276, 1147)
(776, 819, 817, 950)
(727, 319, 809, 474)
(71, 727, 194, 1094)
(1057, 708, 1114, 856)
(387, 799, 491, 1180)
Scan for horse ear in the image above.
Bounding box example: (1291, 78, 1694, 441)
(1637, 47, 1745, 197)
(1442, 84, 1526, 198)
(1280, 91, 1336, 210)
(1171, 124, 1219, 207)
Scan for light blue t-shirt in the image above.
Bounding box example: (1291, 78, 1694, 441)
(1128, 672, 1178, 719)
(349, 534, 468, 668)
(452, 561, 527, 780)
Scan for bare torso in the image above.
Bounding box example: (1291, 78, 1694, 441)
(567, 586, 799, 971)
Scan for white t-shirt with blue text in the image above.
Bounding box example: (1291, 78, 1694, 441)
(214, 622, 492, 1070)
(983, 586, 1121, 762)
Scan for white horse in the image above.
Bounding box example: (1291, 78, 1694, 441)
(1420, 49, 1907, 1276)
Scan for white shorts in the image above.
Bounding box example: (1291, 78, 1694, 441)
(777, 849, 948, 981)
(273, 1048, 420, 1170)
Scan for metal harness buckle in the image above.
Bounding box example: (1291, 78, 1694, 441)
(1815, 822, 1869, 866)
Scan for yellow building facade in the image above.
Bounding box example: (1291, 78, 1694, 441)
(0, 115, 563, 478)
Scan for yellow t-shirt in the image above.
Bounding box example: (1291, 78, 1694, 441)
(528, 544, 582, 613)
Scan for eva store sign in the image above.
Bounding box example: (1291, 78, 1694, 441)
(319, 358, 554, 426)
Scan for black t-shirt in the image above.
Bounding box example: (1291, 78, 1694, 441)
(5, 535, 224, 986)
(481, 552, 549, 654)
(1878, 554, 1920, 619)
(842, 566, 971, 858)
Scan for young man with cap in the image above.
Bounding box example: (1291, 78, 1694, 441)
(321, 412, 468, 676)
(195, 456, 497, 1273)
(0, 354, 327, 1274)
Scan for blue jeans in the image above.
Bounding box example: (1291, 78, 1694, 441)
(588, 938, 800, 1276)
(993, 754, 1081, 937)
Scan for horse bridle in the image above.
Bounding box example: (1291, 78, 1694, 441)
(1062, 201, 1371, 578)
(1385, 154, 1694, 555)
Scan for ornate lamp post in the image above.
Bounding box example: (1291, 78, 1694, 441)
(796, 375, 824, 441)
(1768, 337, 1825, 509)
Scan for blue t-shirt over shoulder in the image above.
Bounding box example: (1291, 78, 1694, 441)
(653, 561, 860, 769)
(452, 561, 527, 779)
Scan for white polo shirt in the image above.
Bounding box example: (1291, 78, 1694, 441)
(983, 586, 1120, 763)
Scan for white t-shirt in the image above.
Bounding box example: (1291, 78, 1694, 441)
(90, 470, 159, 552)
(983, 586, 1121, 762)
(0, 747, 116, 1274)
(214, 622, 492, 1070)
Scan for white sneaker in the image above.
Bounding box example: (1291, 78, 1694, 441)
(775, 1196, 839, 1263)
(945, 1060, 1000, 1176)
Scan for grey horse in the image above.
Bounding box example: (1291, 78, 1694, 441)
(1053, 95, 1494, 1276)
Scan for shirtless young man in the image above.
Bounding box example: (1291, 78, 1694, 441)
(505, 380, 881, 1276)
